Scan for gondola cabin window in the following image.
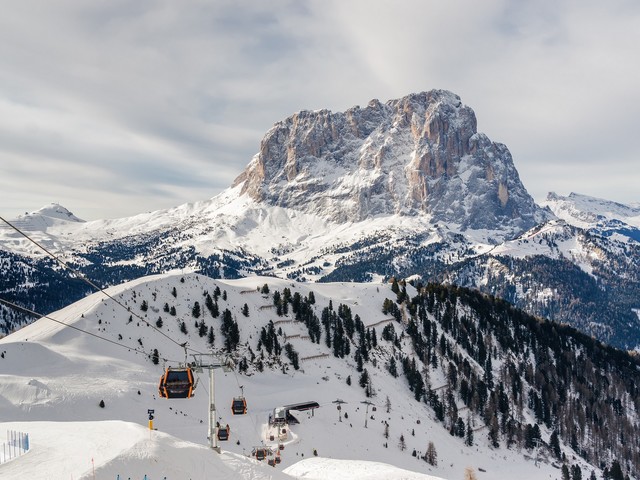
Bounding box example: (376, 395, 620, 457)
(158, 368, 195, 399)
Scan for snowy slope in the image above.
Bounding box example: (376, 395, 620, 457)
(0, 420, 295, 480)
(0, 273, 574, 480)
(542, 192, 640, 228)
(0, 186, 490, 271)
(542, 192, 640, 243)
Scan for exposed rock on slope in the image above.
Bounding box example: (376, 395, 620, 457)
(235, 90, 545, 235)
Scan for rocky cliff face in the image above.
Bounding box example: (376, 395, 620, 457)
(234, 90, 546, 237)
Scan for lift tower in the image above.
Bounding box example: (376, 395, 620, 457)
(190, 354, 233, 452)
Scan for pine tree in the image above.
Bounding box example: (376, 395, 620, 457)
(284, 343, 300, 370)
(205, 294, 216, 317)
(170, 306, 176, 316)
(156, 317, 163, 328)
(180, 321, 187, 334)
(221, 308, 240, 352)
(171, 287, 177, 298)
(198, 320, 207, 337)
(261, 283, 269, 294)
(359, 369, 370, 388)
(355, 351, 363, 374)
(488, 415, 500, 448)
(151, 348, 159, 365)
(455, 417, 466, 437)
(572, 465, 582, 480)
(465, 421, 474, 446)
(484, 356, 493, 388)
(398, 434, 406, 451)
(550, 430, 561, 459)
(141, 300, 148, 312)
(208, 326, 215, 345)
(365, 380, 374, 398)
(609, 461, 624, 480)
(242, 303, 249, 317)
(387, 356, 398, 377)
(192, 301, 201, 318)
(382, 323, 395, 341)
(424, 442, 437, 466)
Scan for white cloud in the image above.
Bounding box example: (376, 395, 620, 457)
(1, 0, 638, 219)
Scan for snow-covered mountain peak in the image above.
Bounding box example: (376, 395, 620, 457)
(234, 89, 546, 236)
(542, 192, 640, 243)
(544, 192, 640, 226)
(6, 203, 85, 233)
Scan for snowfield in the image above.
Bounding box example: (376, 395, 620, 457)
(283, 457, 441, 480)
(0, 420, 293, 480)
(1, 273, 571, 479)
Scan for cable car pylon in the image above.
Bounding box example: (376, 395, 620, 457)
(189, 353, 233, 452)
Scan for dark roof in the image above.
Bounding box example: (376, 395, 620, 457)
(283, 401, 319, 411)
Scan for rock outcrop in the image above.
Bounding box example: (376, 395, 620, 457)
(234, 90, 546, 236)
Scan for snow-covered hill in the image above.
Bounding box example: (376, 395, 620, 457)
(542, 192, 640, 229)
(2, 273, 614, 480)
(0, 420, 297, 480)
(542, 192, 640, 243)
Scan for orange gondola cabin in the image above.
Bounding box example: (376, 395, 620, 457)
(252, 447, 269, 461)
(231, 396, 247, 415)
(158, 367, 195, 399)
(217, 424, 230, 441)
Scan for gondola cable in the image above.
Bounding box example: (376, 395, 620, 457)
(228, 363, 264, 444)
(0, 215, 204, 355)
(0, 297, 182, 363)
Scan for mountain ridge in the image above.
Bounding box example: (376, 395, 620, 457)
(1, 90, 639, 350)
(234, 90, 546, 234)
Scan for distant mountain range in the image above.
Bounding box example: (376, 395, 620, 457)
(1, 90, 639, 350)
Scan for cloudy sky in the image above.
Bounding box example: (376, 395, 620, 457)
(1, 0, 639, 220)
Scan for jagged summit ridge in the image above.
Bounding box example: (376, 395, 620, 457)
(235, 89, 545, 234)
